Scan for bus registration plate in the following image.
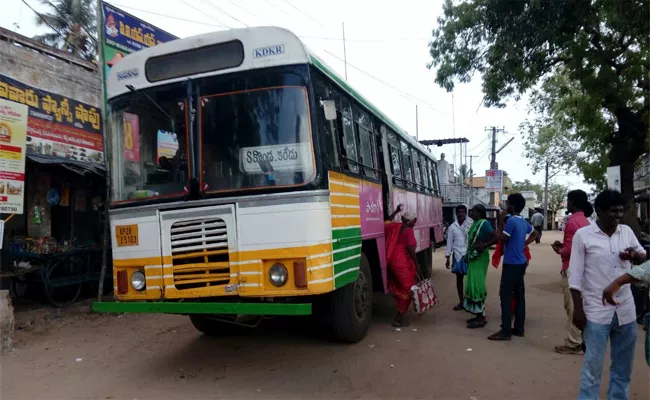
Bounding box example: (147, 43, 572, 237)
(116, 224, 139, 247)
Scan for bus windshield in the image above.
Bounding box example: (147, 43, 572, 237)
(107, 83, 188, 202)
(200, 86, 315, 192)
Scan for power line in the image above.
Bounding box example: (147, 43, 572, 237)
(301, 36, 430, 42)
(282, 0, 328, 29)
(468, 135, 490, 153)
(21, 0, 66, 45)
(200, 0, 249, 27)
(179, 0, 232, 28)
(109, 3, 229, 28)
(323, 49, 448, 116)
(224, 0, 263, 22)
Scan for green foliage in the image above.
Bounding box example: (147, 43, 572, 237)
(33, 0, 97, 61)
(508, 179, 543, 201)
(547, 183, 569, 215)
(428, 0, 649, 203)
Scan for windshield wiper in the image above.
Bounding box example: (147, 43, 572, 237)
(125, 84, 173, 121)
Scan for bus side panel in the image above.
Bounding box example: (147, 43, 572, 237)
(432, 196, 444, 243)
(329, 171, 363, 289)
(359, 178, 387, 292)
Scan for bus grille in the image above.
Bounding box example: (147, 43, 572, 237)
(170, 217, 230, 290)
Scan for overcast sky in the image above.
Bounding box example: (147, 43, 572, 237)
(1, 0, 591, 191)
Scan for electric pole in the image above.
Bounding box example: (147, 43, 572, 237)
(543, 161, 560, 231)
(415, 104, 419, 140)
(465, 154, 477, 207)
(342, 22, 348, 81)
(486, 126, 506, 206)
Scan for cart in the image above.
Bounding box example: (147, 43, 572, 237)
(1, 248, 103, 307)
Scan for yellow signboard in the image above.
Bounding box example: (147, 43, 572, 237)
(0, 99, 28, 214)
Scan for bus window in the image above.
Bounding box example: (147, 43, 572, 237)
(431, 160, 440, 194)
(414, 152, 423, 189)
(356, 109, 376, 179)
(339, 98, 359, 174)
(400, 141, 413, 188)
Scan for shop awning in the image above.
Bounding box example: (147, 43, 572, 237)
(27, 154, 106, 176)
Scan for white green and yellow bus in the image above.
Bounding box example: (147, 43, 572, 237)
(93, 27, 444, 342)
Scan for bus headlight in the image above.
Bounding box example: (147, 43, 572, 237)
(269, 263, 288, 287)
(131, 270, 146, 291)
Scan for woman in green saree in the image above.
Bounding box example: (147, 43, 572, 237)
(463, 204, 499, 329)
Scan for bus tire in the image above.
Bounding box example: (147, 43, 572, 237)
(329, 253, 373, 343)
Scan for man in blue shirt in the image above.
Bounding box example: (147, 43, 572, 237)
(489, 193, 539, 341)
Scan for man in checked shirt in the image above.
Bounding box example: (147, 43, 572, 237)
(569, 190, 647, 400)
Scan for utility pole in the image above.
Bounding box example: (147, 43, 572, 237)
(415, 104, 419, 140)
(544, 162, 549, 231)
(486, 126, 506, 206)
(542, 162, 559, 231)
(465, 154, 477, 207)
(342, 22, 348, 81)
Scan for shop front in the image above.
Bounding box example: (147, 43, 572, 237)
(0, 74, 108, 307)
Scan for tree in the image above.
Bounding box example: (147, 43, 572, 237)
(33, 0, 97, 61)
(508, 179, 543, 202)
(428, 0, 649, 231)
(456, 164, 470, 182)
(546, 183, 569, 228)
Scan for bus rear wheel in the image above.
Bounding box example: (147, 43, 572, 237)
(329, 253, 373, 343)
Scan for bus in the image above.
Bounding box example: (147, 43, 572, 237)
(93, 27, 444, 342)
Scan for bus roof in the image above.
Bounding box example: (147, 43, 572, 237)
(107, 26, 435, 161)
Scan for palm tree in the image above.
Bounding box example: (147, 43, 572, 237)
(455, 164, 470, 182)
(33, 0, 97, 61)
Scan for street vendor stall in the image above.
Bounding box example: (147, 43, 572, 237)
(1, 160, 107, 307)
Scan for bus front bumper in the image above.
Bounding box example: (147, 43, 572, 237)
(92, 301, 312, 316)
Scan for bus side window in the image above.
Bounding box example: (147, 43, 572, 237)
(387, 132, 402, 187)
(313, 76, 338, 168)
(431, 160, 440, 194)
(413, 150, 423, 191)
(355, 109, 377, 179)
(339, 98, 359, 174)
(401, 141, 413, 189)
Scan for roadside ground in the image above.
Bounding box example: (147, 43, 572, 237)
(1, 231, 648, 400)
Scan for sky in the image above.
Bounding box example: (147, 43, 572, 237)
(1, 0, 592, 192)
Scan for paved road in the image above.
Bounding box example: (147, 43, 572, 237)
(2, 231, 648, 399)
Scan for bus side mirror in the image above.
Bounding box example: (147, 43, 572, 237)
(320, 100, 337, 121)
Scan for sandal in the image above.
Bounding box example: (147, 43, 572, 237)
(467, 319, 487, 329)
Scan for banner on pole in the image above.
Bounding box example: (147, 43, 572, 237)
(485, 169, 503, 192)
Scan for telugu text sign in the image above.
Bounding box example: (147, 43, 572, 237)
(0, 99, 28, 214)
(0, 74, 104, 164)
(485, 169, 503, 192)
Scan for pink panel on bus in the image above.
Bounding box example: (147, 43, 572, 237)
(359, 181, 387, 291)
(390, 188, 444, 252)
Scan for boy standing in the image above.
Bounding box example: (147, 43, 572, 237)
(489, 193, 539, 341)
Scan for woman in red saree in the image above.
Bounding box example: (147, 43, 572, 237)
(385, 207, 419, 327)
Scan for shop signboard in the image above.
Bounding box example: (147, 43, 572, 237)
(485, 169, 503, 192)
(0, 74, 104, 165)
(100, 2, 177, 84)
(0, 99, 28, 214)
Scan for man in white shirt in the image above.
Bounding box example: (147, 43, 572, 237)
(569, 190, 647, 400)
(445, 205, 473, 310)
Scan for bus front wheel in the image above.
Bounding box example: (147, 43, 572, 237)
(329, 253, 373, 343)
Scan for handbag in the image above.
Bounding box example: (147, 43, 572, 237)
(411, 273, 439, 315)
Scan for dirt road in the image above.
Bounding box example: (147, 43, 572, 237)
(1, 231, 648, 400)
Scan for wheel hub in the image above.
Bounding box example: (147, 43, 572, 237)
(353, 271, 370, 321)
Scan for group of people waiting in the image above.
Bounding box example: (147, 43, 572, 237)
(444, 193, 538, 339)
(385, 189, 649, 399)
